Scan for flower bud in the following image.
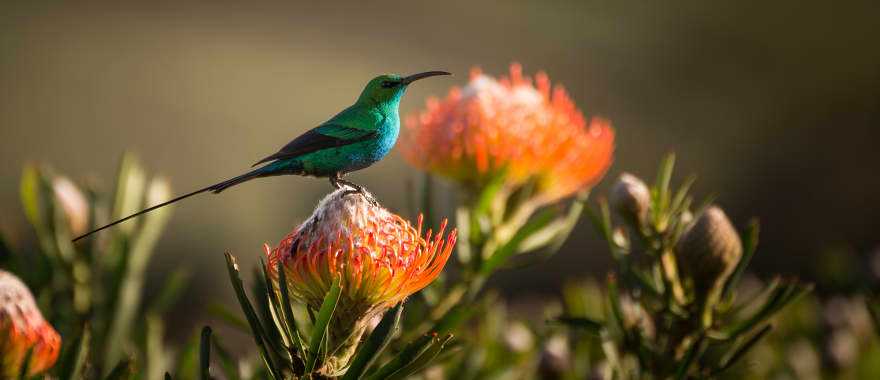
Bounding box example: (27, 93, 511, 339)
(52, 176, 89, 236)
(503, 322, 534, 353)
(610, 173, 650, 226)
(675, 206, 742, 302)
(266, 189, 456, 376)
(538, 334, 570, 379)
(0, 271, 61, 377)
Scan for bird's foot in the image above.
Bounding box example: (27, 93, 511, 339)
(335, 179, 379, 206)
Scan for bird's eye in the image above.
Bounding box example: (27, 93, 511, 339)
(381, 81, 398, 88)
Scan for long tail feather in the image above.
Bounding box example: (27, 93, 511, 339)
(72, 168, 265, 242)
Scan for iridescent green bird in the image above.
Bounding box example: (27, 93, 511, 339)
(73, 70, 451, 242)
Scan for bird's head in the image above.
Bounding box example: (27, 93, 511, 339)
(358, 71, 451, 108)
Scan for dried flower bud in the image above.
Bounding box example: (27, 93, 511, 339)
(610, 173, 650, 226)
(52, 176, 89, 236)
(0, 271, 61, 377)
(675, 206, 742, 301)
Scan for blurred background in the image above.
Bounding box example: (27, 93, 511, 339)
(2, 0, 878, 340)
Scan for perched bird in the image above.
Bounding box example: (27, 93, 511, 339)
(73, 70, 451, 242)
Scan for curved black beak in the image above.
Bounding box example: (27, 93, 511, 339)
(401, 70, 451, 85)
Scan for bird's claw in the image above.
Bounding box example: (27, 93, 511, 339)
(342, 187, 379, 205)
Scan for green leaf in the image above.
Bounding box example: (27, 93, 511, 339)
(104, 178, 174, 371)
(18, 347, 34, 380)
(555, 316, 603, 336)
(721, 280, 811, 340)
(207, 303, 250, 333)
(104, 358, 133, 380)
(431, 302, 481, 335)
(669, 174, 696, 216)
(722, 220, 759, 300)
(258, 260, 292, 363)
(174, 330, 201, 378)
(542, 191, 589, 254)
(165, 373, 172, 380)
(305, 277, 342, 374)
(277, 260, 306, 362)
(145, 315, 169, 380)
(19, 165, 59, 260)
(674, 334, 706, 380)
(713, 325, 773, 376)
(111, 152, 147, 235)
(606, 274, 629, 339)
(474, 171, 508, 217)
(385, 334, 453, 380)
(149, 268, 190, 315)
(653, 153, 676, 219)
(20, 165, 48, 232)
(59, 324, 91, 380)
(211, 335, 241, 380)
(200, 326, 212, 380)
(365, 333, 436, 380)
(480, 208, 556, 275)
(342, 304, 404, 380)
(224, 252, 282, 378)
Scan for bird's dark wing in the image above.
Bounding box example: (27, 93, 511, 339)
(252, 124, 377, 166)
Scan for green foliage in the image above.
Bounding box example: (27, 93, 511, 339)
(558, 154, 813, 378)
(8, 151, 877, 380)
(3, 153, 183, 379)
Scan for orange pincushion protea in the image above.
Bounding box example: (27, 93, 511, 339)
(402, 63, 614, 203)
(265, 189, 455, 375)
(266, 190, 455, 311)
(0, 271, 61, 378)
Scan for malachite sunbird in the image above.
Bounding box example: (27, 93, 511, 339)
(73, 70, 451, 242)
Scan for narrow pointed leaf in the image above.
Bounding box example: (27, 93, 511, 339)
(342, 304, 404, 380)
(674, 334, 706, 380)
(555, 316, 603, 336)
(104, 358, 133, 380)
(305, 277, 342, 374)
(60, 325, 91, 380)
(207, 303, 249, 333)
(200, 326, 212, 380)
(722, 220, 759, 299)
(224, 252, 282, 378)
(277, 260, 306, 361)
(713, 325, 773, 376)
(365, 334, 435, 380)
(18, 347, 33, 380)
(211, 335, 242, 380)
(480, 208, 556, 275)
(385, 334, 453, 380)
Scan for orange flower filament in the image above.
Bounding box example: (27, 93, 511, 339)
(402, 63, 615, 203)
(0, 271, 61, 378)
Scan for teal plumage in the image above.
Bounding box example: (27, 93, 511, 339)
(73, 71, 450, 242)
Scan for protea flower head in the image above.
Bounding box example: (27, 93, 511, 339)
(266, 189, 456, 375)
(402, 63, 615, 204)
(0, 271, 61, 377)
